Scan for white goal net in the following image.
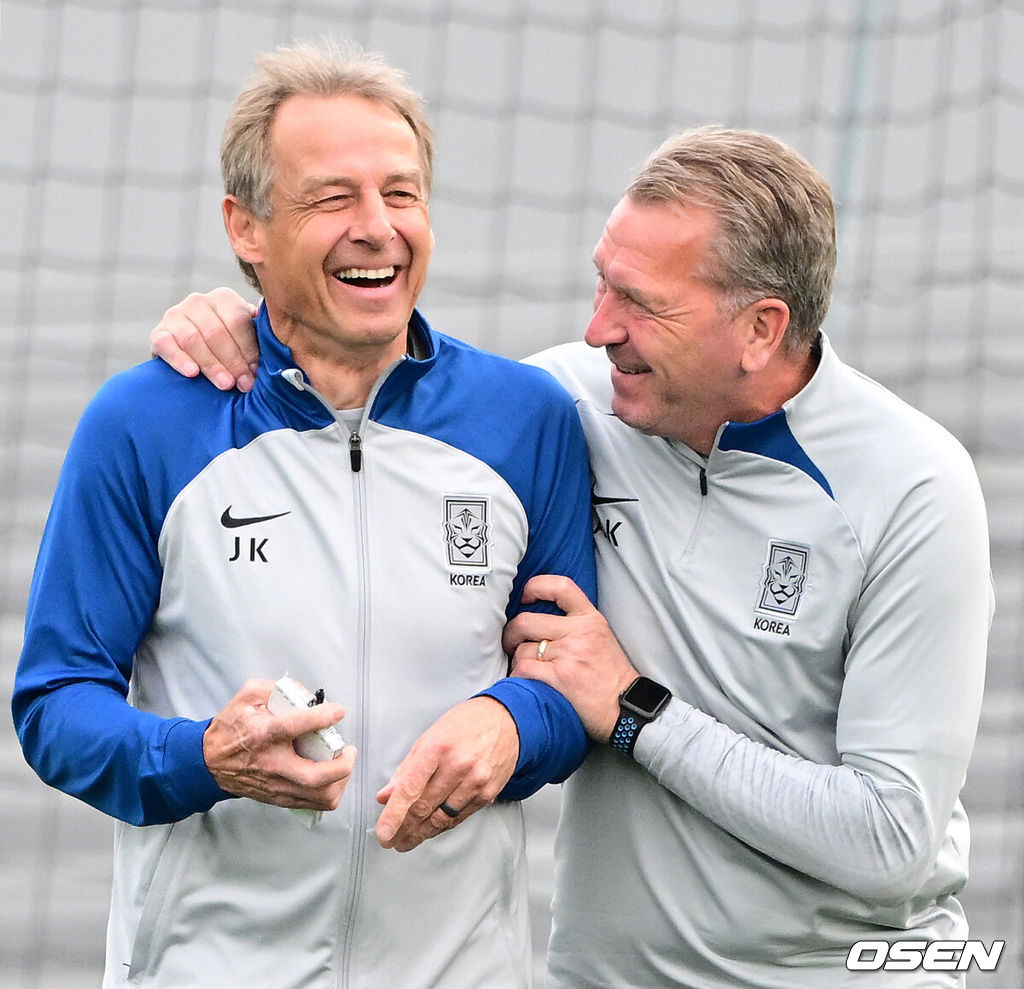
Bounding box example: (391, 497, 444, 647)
(2, 2, 1022, 985)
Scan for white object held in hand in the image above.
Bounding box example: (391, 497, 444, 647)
(267, 674, 346, 827)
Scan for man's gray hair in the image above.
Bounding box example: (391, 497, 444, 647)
(628, 125, 836, 350)
(221, 39, 434, 292)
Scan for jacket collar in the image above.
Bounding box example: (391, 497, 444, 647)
(252, 302, 439, 418)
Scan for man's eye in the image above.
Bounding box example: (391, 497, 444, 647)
(317, 194, 351, 206)
(386, 190, 418, 203)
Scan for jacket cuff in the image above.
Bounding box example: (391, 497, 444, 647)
(159, 717, 236, 816)
(475, 678, 591, 801)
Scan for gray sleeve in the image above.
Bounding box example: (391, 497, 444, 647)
(634, 701, 934, 904)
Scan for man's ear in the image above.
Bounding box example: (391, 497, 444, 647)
(222, 196, 264, 265)
(739, 298, 790, 373)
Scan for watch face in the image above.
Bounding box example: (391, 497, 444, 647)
(621, 676, 671, 717)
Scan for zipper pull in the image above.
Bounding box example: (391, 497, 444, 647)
(349, 431, 363, 472)
(699, 467, 708, 496)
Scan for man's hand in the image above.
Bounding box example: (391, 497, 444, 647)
(203, 679, 356, 811)
(151, 287, 260, 392)
(503, 575, 638, 742)
(375, 696, 520, 852)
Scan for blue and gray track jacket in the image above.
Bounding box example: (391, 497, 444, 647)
(13, 305, 595, 988)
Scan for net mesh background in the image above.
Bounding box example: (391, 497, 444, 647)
(1, 1, 1022, 985)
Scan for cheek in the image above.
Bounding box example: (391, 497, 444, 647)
(647, 335, 699, 393)
(399, 208, 430, 247)
(268, 226, 330, 273)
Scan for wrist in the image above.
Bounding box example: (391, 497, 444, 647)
(477, 678, 589, 798)
(171, 717, 235, 810)
(609, 676, 672, 758)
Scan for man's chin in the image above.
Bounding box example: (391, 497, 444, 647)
(610, 396, 653, 434)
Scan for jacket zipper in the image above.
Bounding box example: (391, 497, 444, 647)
(349, 431, 363, 472)
(282, 362, 402, 475)
(341, 445, 370, 988)
(666, 440, 710, 558)
(281, 361, 404, 986)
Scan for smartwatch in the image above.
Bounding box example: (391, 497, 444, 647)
(609, 676, 672, 757)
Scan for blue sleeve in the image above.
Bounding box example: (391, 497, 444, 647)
(487, 366, 597, 799)
(11, 369, 234, 825)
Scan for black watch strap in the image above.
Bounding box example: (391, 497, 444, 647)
(609, 711, 645, 756)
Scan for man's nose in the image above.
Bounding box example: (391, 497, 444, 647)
(349, 193, 395, 249)
(584, 292, 627, 348)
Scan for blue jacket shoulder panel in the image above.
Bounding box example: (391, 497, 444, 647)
(719, 410, 834, 499)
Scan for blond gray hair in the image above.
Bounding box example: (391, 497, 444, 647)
(221, 39, 434, 291)
(628, 125, 836, 350)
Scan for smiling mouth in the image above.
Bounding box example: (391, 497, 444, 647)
(333, 266, 398, 287)
(606, 346, 649, 376)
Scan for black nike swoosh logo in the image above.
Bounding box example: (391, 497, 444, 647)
(591, 494, 639, 506)
(220, 506, 292, 528)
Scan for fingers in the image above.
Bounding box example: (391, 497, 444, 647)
(203, 679, 356, 811)
(233, 678, 349, 753)
(272, 744, 357, 811)
(509, 640, 563, 693)
(502, 613, 557, 656)
(520, 574, 596, 616)
(375, 697, 519, 852)
(502, 575, 597, 655)
(375, 754, 435, 847)
(376, 769, 491, 853)
(375, 751, 484, 849)
(268, 700, 348, 745)
(510, 636, 558, 674)
(151, 288, 259, 392)
(508, 617, 641, 742)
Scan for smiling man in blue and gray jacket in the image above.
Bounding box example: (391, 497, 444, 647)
(12, 40, 594, 989)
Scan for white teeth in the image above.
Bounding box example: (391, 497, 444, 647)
(336, 266, 396, 280)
